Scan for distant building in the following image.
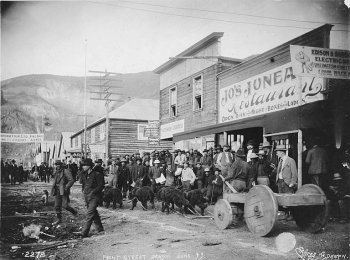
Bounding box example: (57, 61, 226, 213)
(70, 98, 172, 162)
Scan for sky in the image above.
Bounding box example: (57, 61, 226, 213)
(1, 0, 349, 80)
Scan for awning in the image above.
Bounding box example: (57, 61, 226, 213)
(173, 115, 265, 142)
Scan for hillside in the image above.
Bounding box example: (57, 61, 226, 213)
(1, 71, 159, 160)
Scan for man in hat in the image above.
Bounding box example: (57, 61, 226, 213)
(274, 144, 297, 194)
(213, 145, 223, 169)
(246, 139, 257, 163)
(117, 158, 131, 198)
(149, 159, 162, 191)
(254, 150, 272, 186)
(107, 160, 118, 187)
(247, 152, 259, 189)
(79, 158, 104, 237)
(10, 159, 18, 185)
(216, 144, 234, 177)
(194, 161, 205, 189)
(130, 157, 146, 185)
(224, 149, 249, 192)
(329, 172, 349, 223)
(51, 160, 77, 224)
(93, 159, 104, 175)
(263, 141, 278, 192)
(181, 161, 196, 191)
(200, 149, 213, 172)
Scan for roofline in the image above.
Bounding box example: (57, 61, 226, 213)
(217, 24, 334, 78)
(154, 32, 224, 74)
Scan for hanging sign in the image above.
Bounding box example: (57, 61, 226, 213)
(1, 133, 44, 143)
(219, 62, 325, 123)
(290, 45, 350, 79)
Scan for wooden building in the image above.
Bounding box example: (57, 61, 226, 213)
(165, 24, 349, 187)
(70, 98, 172, 161)
(154, 32, 241, 151)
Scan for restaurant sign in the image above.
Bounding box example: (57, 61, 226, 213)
(219, 62, 325, 123)
(290, 45, 350, 79)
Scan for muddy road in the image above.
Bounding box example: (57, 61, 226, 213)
(1, 181, 349, 260)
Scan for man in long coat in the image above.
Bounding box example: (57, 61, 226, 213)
(51, 160, 77, 224)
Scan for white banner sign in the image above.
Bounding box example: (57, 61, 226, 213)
(219, 62, 325, 123)
(290, 45, 350, 79)
(160, 119, 185, 139)
(1, 133, 44, 143)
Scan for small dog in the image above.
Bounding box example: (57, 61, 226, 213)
(41, 190, 49, 206)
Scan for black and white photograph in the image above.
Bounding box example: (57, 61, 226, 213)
(1, 0, 349, 259)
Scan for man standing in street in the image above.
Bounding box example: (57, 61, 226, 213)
(79, 158, 105, 237)
(305, 140, 328, 188)
(117, 158, 131, 199)
(51, 160, 77, 224)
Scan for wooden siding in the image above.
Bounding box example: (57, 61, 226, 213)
(218, 25, 331, 88)
(160, 61, 236, 133)
(109, 119, 172, 157)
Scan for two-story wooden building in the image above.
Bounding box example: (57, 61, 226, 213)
(70, 98, 172, 162)
(158, 24, 349, 187)
(154, 32, 241, 151)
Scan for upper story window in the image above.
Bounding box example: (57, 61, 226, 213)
(169, 86, 177, 117)
(91, 128, 96, 144)
(100, 123, 105, 141)
(193, 75, 203, 111)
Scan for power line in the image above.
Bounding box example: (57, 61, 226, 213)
(115, 0, 350, 26)
(88, 1, 350, 32)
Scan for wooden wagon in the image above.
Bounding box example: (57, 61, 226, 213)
(213, 181, 328, 236)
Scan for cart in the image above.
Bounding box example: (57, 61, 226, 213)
(213, 183, 328, 236)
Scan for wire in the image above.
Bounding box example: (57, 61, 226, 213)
(87, 1, 350, 32)
(116, 0, 350, 26)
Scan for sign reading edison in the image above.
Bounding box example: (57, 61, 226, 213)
(219, 63, 325, 123)
(290, 45, 350, 79)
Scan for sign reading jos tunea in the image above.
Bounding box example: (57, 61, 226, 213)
(290, 45, 350, 79)
(1, 133, 44, 143)
(219, 62, 325, 123)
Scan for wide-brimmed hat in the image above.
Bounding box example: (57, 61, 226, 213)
(154, 159, 160, 164)
(120, 158, 127, 162)
(262, 141, 271, 148)
(275, 144, 287, 151)
(95, 159, 103, 164)
(55, 160, 63, 165)
(204, 168, 210, 172)
(81, 158, 94, 167)
(333, 172, 342, 180)
(203, 149, 208, 153)
(136, 158, 142, 162)
(236, 149, 246, 158)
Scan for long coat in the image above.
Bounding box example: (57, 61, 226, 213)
(275, 156, 298, 186)
(51, 168, 74, 196)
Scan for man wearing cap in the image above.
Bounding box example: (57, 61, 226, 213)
(274, 144, 297, 194)
(117, 158, 131, 199)
(224, 149, 249, 192)
(51, 160, 77, 224)
(216, 144, 234, 177)
(79, 158, 104, 237)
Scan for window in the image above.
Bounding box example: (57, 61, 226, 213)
(91, 128, 95, 144)
(169, 87, 177, 117)
(78, 135, 81, 147)
(137, 124, 148, 141)
(74, 137, 78, 147)
(193, 75, 203, 111)
(100, 123, 105, 141)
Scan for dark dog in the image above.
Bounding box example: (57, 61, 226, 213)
(157, 186, 190, 214)
(184, 189, 208, 215)
(103, 186, 123, 209)
(130, 185, 155, 210)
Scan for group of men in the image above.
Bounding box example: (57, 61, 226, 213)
(1, 159, 26, 184)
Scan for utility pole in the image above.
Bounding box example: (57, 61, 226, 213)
(83, 39, 88, 158)
(88, 70, 123, 164)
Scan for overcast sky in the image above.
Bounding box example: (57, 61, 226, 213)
(1, 0, 349, 80)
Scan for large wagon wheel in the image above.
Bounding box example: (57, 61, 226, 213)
(214, 199, 233, 229)
(292, 184, 328, 233)
(244, 185, 278, 236)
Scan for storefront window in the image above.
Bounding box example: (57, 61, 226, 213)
(193, 75, 203, 111)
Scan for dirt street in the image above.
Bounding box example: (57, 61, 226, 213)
(1, 181, 349, 260)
